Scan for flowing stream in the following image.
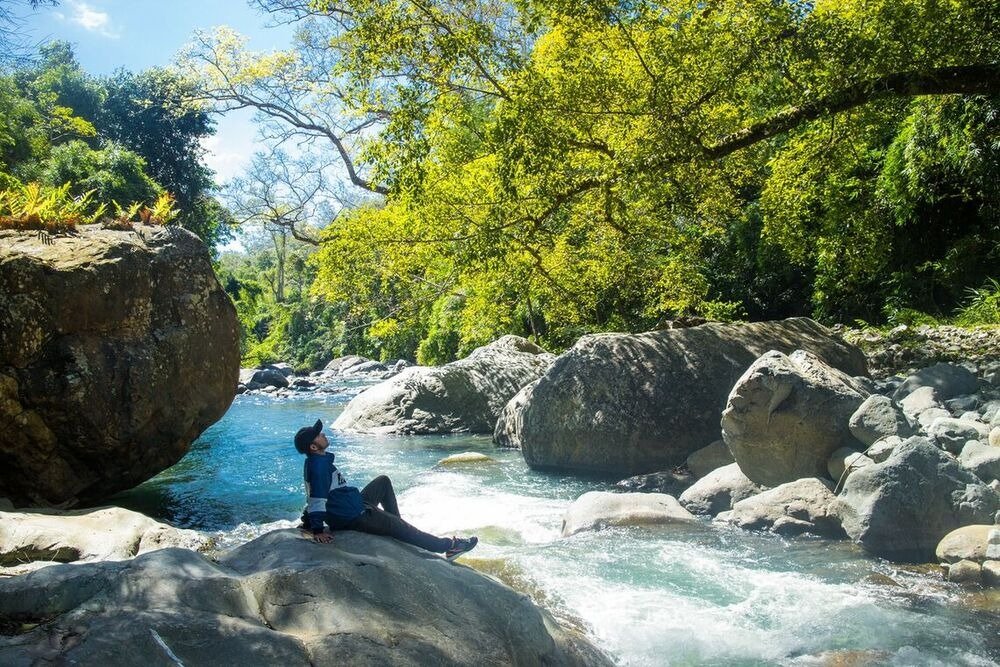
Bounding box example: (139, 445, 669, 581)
(111, 386, 1000, 666)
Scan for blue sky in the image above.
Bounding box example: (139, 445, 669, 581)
(21, 0, 297, 183)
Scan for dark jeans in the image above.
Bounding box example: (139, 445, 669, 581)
(348, 475, 451, 553)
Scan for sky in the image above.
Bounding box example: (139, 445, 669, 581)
(20, 0, 297, 183)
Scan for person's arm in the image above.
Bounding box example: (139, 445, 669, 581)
(303, 458, 330, 540)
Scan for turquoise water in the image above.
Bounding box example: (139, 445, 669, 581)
(112, 389, 1000, 666)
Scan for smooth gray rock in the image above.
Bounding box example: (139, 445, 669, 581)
(678, 463, 767, 516)
(892, 363, 978, 402)
(561, 492, 696, 537)
(959, 441, 1000, 482)
(251, 367, 290, 389)
(335, 336, 554, 434)
(946, 395, 979, 415)
(0, 227, 239, 507)
(827, 447, 874, 485)
(722, 350, 869, 487)
(899, 386, 945, 420)
(848, 395, 915, 447)
(501, 318, 866, 476)
(866, 436, 903, 463)
(719, 478, 845, 538)
(264, 362, 294, 377)
(927, 417, 990, 454)
(833, 437, 1000, 562)
(493, 381, 535, 449)
(0, 530, 610, 667)
(685, 440, 735, 479)
(344, 360, 388, 375)
(917, 407, 952, 431)
(982, 400, 1000, 424)
(324, 355, 371, 373)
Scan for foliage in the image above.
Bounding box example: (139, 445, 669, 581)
(185, 2, 1000, 362)
(0, 180, 102, 230)
(955, 279, 1000, 326)
(0, 42, 230, 244)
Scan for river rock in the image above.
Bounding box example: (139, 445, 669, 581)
(0, 530, 610, 666)
(892, 363, 979, 402)
(935, 525, 998, 564)
(722, 349, 870, 487)
(990, 427, 1000, 448)
(685, 440, 735, 479)
(437, 452, 495, 466)
(828, 447, 874, 485)
(0, 507, 209, 570)
(833, 437, 1000, 562)
(335, 336, 554, 434)
(927, 417, 989, 454)
(251, 367, 290, 389)
(345, 360, 388, 375)
(561, 491, 696, 537)
(324, 355, 370, 374)
(0, 227, 239, 507)
(866, 436, 902, 463)
(718, 478, 845, 537)
(614, 469, 694, 496)
(500, 318, 866, 476)
(264, 362, 294, 377)
(984, 561, 1000, 586)
(848, 395, 915, 447)
(958, 441, 1000, 482)
(678, 463, 767, 516)
(493, 381, 534, 449)
(898, 386, 945, 420)
(946, 559, 983, 583)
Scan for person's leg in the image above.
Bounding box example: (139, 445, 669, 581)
(349, 507, 451, 553)
(359, 475, 400, 517)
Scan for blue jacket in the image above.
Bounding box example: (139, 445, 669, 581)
(304, 452, 364, 532)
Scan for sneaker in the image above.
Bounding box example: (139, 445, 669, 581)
(444, 536, 478, 561)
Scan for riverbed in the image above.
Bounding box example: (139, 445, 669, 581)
(111, 388, 1000, 666)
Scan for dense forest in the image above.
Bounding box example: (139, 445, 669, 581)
(3, 0, 999, 370)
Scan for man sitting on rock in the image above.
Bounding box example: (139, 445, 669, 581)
(294, 419, 478, 561)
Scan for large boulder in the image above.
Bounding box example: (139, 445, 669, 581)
(335, 336, 554, 434)
(0, 530, 610, 666)
(0, 506, 209, 571)
(927, 417, 989, 454)
(718, 478, 845, 538)
(497, 318, 866, 476)
(560, 491, 696, 537)
(0, 227, 239, 507)
(678, 463, 767, 516)
(833, 437, 1000, 562)
(722, 350, 870, 487)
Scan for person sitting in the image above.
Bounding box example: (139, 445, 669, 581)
(294, 419, 478, 561)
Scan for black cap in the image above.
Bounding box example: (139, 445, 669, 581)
(294, 419, 323, 454)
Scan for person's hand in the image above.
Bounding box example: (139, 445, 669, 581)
(313, 532, 333, 544)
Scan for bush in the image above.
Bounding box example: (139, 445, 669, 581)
(955, 279, 1000, 326)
